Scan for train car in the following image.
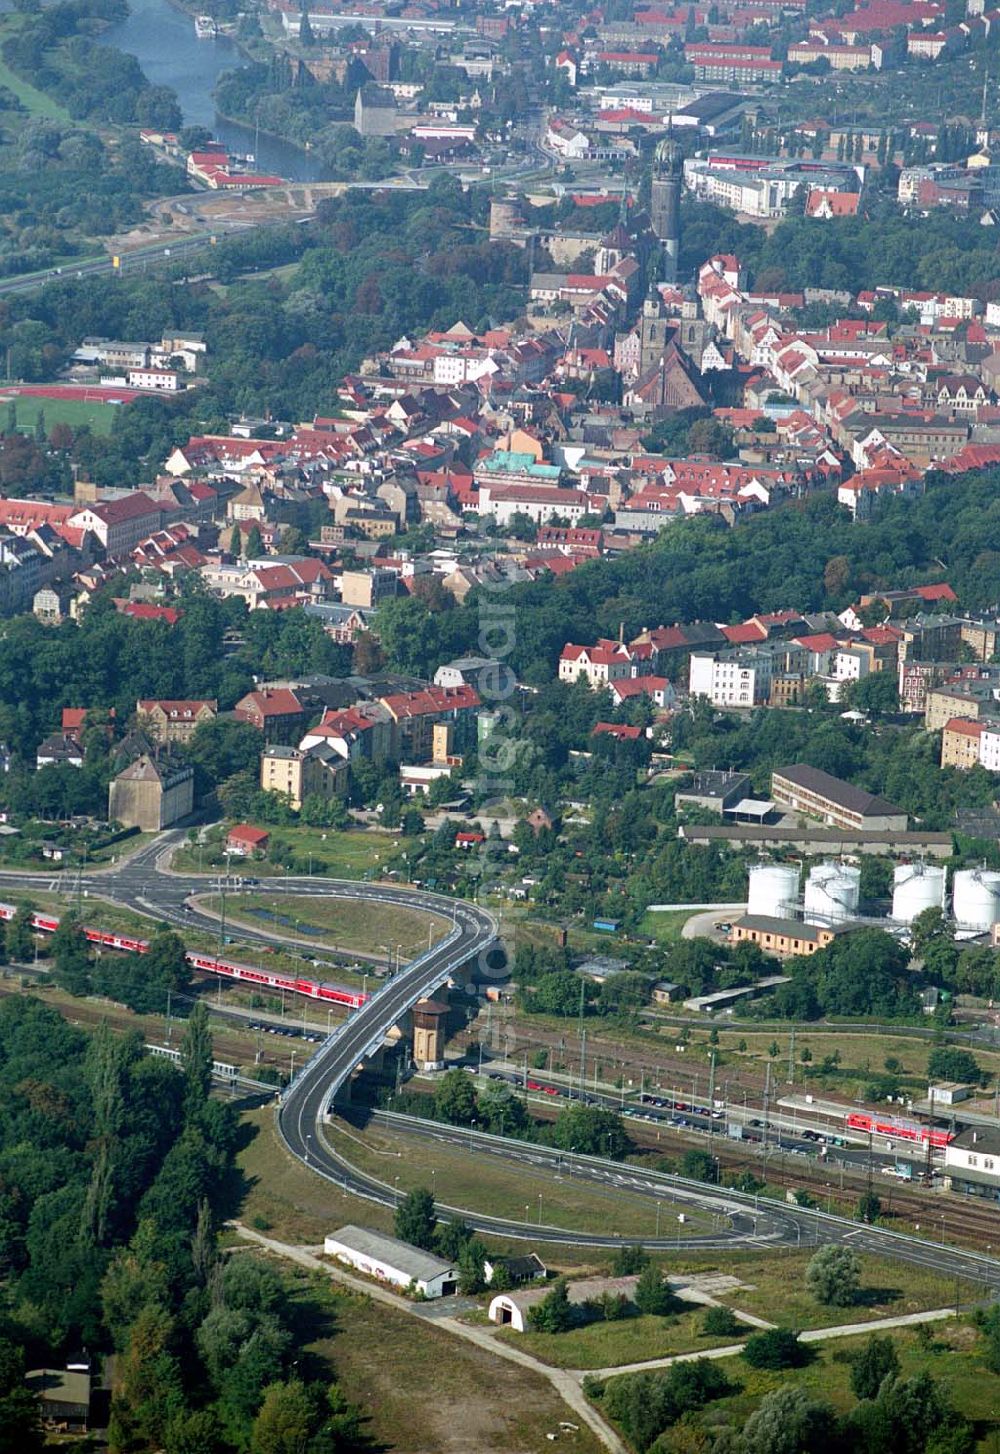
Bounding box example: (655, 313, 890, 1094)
(0, 900, 369, 1010)
(846, 1110, 952, 1149)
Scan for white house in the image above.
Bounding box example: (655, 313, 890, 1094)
(323, 1226, 458, 1298)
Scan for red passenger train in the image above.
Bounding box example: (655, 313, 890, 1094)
(846, 1110, 952, 1149)
(0, 902, 367, 1009)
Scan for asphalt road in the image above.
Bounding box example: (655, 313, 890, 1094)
(2, 842, 999, 1279)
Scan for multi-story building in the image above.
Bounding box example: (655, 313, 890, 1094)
(259, 743, 348, 810)
(771, 764, 908, 832)
(136, 698, 218, 745)
(688, 648, 774, 707)
(108, 754, 194, 830)
(941, 717, 984, 769)
(560, 640, 635, 688)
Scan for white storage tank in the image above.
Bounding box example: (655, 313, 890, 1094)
(804, 862, 861, 923)
(892, 863, 946, 924)
(747, 863, 800, 919)
(953, 869, 1000, 932)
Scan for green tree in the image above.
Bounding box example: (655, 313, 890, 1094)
(927, 1047, 982, 1085)
(180, 1002, 213, 1111)
(856, 1190, 882, 1224)
(702, 1305, 740, 1337)
(634, 1262, 682, 1317)
(250, 1379, 316, 1454)
(527, 1277, 575, 1333)
(49, 914, 91, 995)
(680, 1149, 717, 1183)
(432, 1068, 478, 1126)
(850, 1334, 901, 1400)
(805, 1243, 861, 1307)
(8, 901, 38, 961)
(246, 524, 264, 560)
(552, 1102, 627, 1158)
(610, 1244, 650, 1276)
(394, 1187, 436, 1250)
(740, 1384, 837, 1454)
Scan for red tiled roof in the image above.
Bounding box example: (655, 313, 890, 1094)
(227, 825, 271, 845)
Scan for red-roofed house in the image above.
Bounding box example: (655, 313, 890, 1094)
(226, 824, 271, 857)
(608, 676, 676, 709)
(378, 684, 481, 761)
(592, 722, 644, 742)
(559, 640, 634, 688)
(941, 717, 984, 770)
(114, 600, 181, 625)
(806, 189, 861, 218)
(70, 494, 164, 557)
(234, 688, 307, 742)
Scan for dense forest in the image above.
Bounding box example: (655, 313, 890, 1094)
(2, 0, 180, 129)
(0, 993, 357, 1451)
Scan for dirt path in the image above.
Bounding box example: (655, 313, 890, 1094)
(230, 1221, 628, 1454)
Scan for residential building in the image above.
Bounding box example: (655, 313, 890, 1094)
(259, 743, 348, 811)
(136, 698, 218, 744)
(688, 648, 774, 707)
(108, 754, 195, 830)
(36, 732, 84, 769)
(68, 493, 164, 557)
(559, 640, 634, 688)
(941, 717, 985, 769)
(234, 688, 308, 742)
(771, 764, 908, 831)
(378, 684, 480, 761)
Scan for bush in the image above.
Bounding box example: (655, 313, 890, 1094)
(634, 1263, 684, 1317)
(702, 1306, 741, 1337)
(743, 1328, 812, 1370)
(806, 1245, 862, 1308)
(927, 1047, 982, 1086)
(610, 1244, 650, 1276)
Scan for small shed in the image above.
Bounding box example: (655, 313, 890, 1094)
(484, 1252, 547, 1286)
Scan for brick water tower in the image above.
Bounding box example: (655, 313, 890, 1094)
(411, 997, 449, 1071)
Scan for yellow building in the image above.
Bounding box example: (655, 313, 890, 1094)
(260, 743, 347, 810)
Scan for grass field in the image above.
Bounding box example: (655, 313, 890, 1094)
(630, 1320, 1000, 1449)
(236, 1106, 398, 1244)
(324, 1116, 717, 1240)
(201, 890, 449, 959)
(694, 1248, 966, 1329)
(1, 394, 117, 436)
(0, 20, 72, 121)
(176, 827, 409, 880)
(711, 1028, 1000, 1084)
(638, 910, 698, 944)
(498, 1305, 740, 1369)
(298, 1278, 604, 1454)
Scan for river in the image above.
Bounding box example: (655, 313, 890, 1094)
(97, 0, 331, 181)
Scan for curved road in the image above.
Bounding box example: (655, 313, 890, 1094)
(2, 840, 1000, 1278)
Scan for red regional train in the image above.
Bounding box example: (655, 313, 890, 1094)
(846, 1110, 952, 1149)
(0, 903, 368, 1009)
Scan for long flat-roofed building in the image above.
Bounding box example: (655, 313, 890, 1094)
(323, 1225, 457, 1298)
(771, 764, 907, 833)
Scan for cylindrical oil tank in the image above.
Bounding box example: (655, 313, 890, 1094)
(804, 862, 861, 922)
(953, 869, 1000, 931)
(892, 863, 947, 924)
(747, 863, 800, 919)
